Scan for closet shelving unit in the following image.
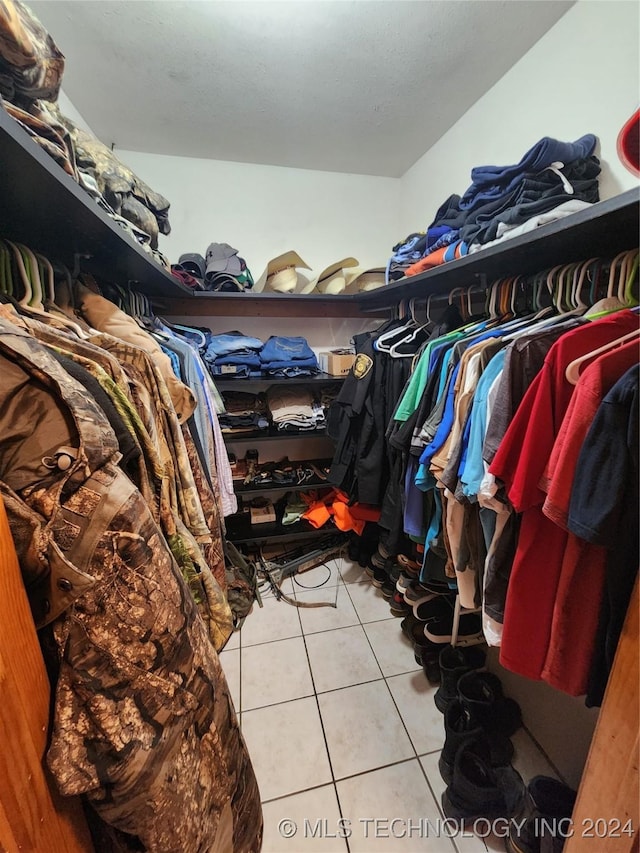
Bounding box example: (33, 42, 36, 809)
(1, 104, 638, 313)
(216, 372, 344, 545)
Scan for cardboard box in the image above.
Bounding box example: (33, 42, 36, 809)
(250, 502, 276, 525)
(319, 349, 355, 377)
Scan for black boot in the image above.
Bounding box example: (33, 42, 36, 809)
(505, 776, 577, 853)
(434, 644, 487, 713)
(457, 670, 523, 737)
(442, 738, 526, 821)
(438, 699, 514, 785)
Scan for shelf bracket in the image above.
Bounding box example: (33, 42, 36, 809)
(72, 252, 92, 279)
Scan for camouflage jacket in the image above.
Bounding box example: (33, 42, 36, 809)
(0, 318, 263, 851)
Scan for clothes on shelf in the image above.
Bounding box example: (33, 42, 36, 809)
(329, 251, 639, 706)
(266, 384, 325, 431)
(203, 331, 320, 378)
(386, 133, 601, 281)
(260, 335, 319, 377)
(220, 389, 269, 434)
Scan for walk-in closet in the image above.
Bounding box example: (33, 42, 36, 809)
(0, 2, 638, 852)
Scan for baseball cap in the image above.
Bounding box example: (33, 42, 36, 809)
(177, 253, 206, 281)
(205, 243, 243, 278)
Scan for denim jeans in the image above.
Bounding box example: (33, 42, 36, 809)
(204, 333, 263, 362)
(260, 336, 315, 364)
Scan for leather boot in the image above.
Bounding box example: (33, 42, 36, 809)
(438, 698, 514, 785)
(434, 644, 487, 713)
(505, 776, 577, 853)
(457, 670, 523, 737)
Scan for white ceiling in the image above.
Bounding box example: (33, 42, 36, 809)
(30, 0, 574, 177)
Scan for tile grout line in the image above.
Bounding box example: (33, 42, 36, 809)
(344, 564, 465, 845)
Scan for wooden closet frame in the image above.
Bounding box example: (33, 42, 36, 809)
(0, 105, 638, 851)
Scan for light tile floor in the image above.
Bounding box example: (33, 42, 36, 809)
(219, 556, 558, 853)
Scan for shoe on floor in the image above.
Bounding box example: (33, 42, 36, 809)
(441, 738, 526, 822)
(424, 612, 483, 644)
(396, 553, 421, 573)
(438, 699, 514, 785)
(434, 644, 487, 713)
(505, 776, 577, 853)
(395, 572, 418, 595)
(366, 557, 392, 586)
(404, 579, 450, 604)
(420, 647, 442, 684)
(389, 591, 411, 617)
(413, 592, 456, 621)
(457, 670, 523, 738)
(381, 579, 395, 600)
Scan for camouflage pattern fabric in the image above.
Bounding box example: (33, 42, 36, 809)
(14, 307, 233, 649)
(0, 318, 263, 851)
(0, 0, 64, 102)
(60, 118, 171, 248)
(2, 96, 76, 175)
(182, 421, 228, 593)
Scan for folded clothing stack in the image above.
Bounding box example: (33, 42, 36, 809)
(219, 390, 268, 434)
(260, 336, 319, 378)
(204, 332, 264, 377)
(266, 386, 325, 432)
(388, 133, 601, 280)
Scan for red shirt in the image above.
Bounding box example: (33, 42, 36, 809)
(541, 339, 640, 529)
(489, 311, 640, 687)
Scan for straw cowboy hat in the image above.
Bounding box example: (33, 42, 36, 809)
(253, 251, 311, 293)
(343, 266, 387, 293)
(298, 257, 360, 295)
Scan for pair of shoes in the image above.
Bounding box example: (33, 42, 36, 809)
(434, 644, 486, 713)
(438, 671, 522, 785)
(424, 612, 484, 645)
(505, 776, 577, 853)
(441, 737, 526, 822)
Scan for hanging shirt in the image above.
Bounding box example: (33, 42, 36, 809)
(567, 365, 639, 706)
(489, 310, 640, 686)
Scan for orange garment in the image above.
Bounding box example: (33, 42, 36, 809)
(302, 489, 381, 534)
(405, 247, 447, 276)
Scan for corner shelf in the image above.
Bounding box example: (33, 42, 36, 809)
(3, 101, 637, 315)
(0, 105, 190, 299)
(357, 188, 640, 308)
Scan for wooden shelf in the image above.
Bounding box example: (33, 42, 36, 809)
(223, 427, 330, 443)
(357, 188, 640, 308)
(225, 514, 332, 545)
(2, 102, 637, 317)
(214, 372, 344, 389)
(0, 105, 191, 299)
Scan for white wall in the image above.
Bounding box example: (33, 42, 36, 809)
(399, 0, 640, 234)
(116, 149, 401, 279)
(57, 89, 95, 135)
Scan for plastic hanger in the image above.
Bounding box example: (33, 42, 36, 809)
(5, 241, 33, 306)
(565, 328, 640, 384)
(623, 252, 639, 306)
(36, 253, 56, 303)
(586, 252, 635, 318)
(375, 299, 419, 352)
(388, 298, 433, 356)
(22, 245, 44, 310)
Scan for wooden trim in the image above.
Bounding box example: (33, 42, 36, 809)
(565, 577, 639, 853)
(0, 502, 94, 853)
